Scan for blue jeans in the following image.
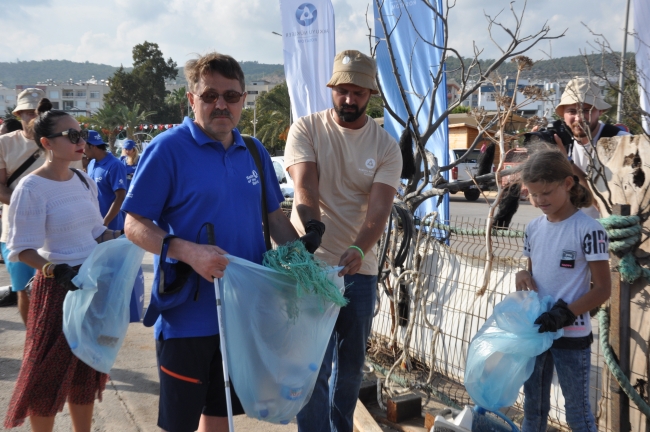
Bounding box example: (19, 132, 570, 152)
(1, 242, 35, 292)
(522, 347, 596, 432)
(297, 273, 377, 432)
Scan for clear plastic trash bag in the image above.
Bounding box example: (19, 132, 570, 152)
(464, 291, 563, 412)
(63, 237, 145, 374)
(220, 255, 344, 424)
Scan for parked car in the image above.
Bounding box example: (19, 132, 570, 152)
(270, 156, 294, 198)
(448, 148, 494, 201)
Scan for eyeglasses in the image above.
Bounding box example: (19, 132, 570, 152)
(46, 129, 88, 144)
(196, 90, 245, 104)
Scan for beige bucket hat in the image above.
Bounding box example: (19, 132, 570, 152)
(12, 88, 46, 115)
(327, 50, 379, 94)
(555, 77, 611, 117)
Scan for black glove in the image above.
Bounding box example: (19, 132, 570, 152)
(534, 299, 576, 333)
(299, 219, 326, 254)
(53, 264, 79, 291)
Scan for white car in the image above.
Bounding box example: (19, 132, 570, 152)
(270, 156, 294, 199)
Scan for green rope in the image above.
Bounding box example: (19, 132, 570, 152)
(263, 240, 348, 319)
(598, 308, 650, 417)
(598, 215, 650, 284)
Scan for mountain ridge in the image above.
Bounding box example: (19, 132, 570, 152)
(0, 53, 629, 89)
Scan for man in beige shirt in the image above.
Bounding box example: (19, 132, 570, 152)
(285, 50, 402, 432)
(0, 89, 44, 321)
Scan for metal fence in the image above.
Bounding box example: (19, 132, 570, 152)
(368, 216, 617, 431)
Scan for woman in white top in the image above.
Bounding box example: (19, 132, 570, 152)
(4, 99, 121, 432)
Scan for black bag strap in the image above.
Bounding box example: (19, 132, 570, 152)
(600, 124, 623, 139)
(241, 135, 272, 251)
(70, 168, 90, 190)
(6, 151, 40, 188)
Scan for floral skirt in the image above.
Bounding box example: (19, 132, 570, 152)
(4, 271, 108, 428)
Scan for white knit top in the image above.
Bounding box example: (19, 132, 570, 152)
(7, 171, 106, 266)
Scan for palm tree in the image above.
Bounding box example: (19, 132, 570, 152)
(254, 83, 291, 153)
(165, 87, 188, 123)
(92, 105, 121, 153)
(116, 103, 156, 141)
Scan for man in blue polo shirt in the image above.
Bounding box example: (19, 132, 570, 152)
(85, 130, 127, 230)
(122, 52, 305, 432)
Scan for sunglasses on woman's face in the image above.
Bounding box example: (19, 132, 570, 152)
(46, 129, 89, 144)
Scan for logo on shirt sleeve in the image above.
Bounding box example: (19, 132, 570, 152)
(560, 250, 577, 268)
(583, 230, 608, 255)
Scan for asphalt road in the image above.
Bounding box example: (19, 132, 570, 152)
(448, 192, 540, 229)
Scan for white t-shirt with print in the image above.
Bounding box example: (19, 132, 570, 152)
(523, 210, 609, 338)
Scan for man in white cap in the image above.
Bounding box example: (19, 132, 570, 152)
(555, 77, 630, 218)
(0, 89, 44, 317)
(285, 50, 402, 432)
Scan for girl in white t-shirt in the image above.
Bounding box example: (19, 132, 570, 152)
(515, 149, 610, 432)
(4, 99, 121, 432)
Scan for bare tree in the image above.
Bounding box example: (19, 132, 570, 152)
(367, 0, 565, 394)
(368, 0, 565, 214)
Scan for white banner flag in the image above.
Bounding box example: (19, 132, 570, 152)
(280, 0, 335, 120)
(634, 0, 650, 133)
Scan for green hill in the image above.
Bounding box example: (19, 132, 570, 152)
(0, 59, 285, 88)
(0, 53, 630, 89)
(445, 52, 632, 83)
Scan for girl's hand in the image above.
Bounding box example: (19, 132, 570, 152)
(515, 270, 538, 292)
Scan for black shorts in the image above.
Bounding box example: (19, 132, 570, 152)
(156, 334, 245, 432)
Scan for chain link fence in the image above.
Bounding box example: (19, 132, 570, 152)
(368, 216, 617, 431)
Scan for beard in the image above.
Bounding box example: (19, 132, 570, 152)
(333, 100, 368, 123)
(569, 116, 600, 139)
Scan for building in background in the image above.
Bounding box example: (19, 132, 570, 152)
(12, 77, 111, 118)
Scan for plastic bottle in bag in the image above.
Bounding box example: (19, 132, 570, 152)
(279, 362, 319, 401)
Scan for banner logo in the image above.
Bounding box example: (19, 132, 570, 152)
(296, 3, 317, 26)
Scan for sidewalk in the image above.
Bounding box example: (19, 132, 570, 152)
(0, 253, 296, 431)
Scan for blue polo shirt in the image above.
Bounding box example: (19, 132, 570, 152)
(121, 117, 283, 340)
(87, 152, 127, 230)
(119, 155, 138, 190)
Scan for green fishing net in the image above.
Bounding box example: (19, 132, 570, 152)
(263, 240, 348, 319)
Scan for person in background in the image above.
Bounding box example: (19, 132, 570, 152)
(553, 77, 630, 218)
(515, 148, 610, 432)
(0, 118, 24, 269)
(85, 131, 127, 230)
(119, 139, 139, 190)
(3, 99, 121, 432)
(0, 90, 43, 315)
(0, 118, 23, 135)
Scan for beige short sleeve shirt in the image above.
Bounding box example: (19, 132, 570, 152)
(284, 109, 402, 275)
(0, 131, 43, 243)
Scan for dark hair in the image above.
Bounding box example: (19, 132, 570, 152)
(30, 98, 70, 149)
(95, 144, 109, 152)
(2, 118, 22, 133)
(521, 148, 593, 208)
(184, 52, 245, 93)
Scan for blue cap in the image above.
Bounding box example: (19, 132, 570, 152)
(86, 130, 105, 146)
(123, 139, 136, 150)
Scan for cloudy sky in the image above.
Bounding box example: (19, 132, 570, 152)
(0, 0, 635, 67)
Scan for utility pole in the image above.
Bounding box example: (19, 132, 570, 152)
(617, 0, 632, 123)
